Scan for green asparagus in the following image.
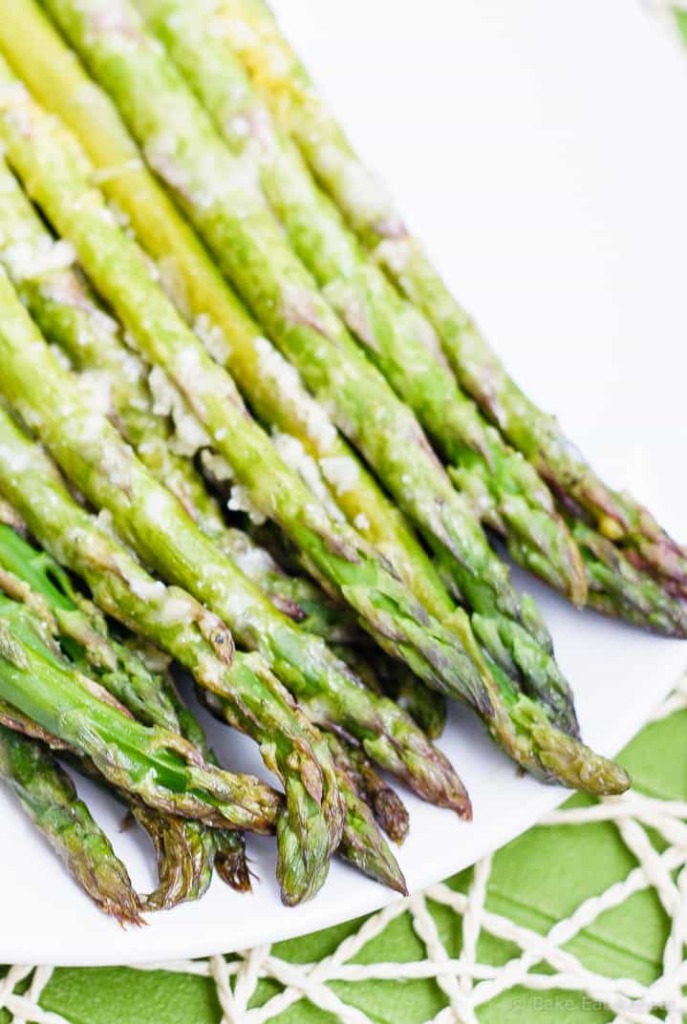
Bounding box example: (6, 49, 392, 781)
(36, 0, 585, 738)
(0, 156, 360, 646)
(0, 383, 468, 831)
(0, 0, 463, 643)
(0, 592, 282, 831)
(0, 400, 343, 908)
(133, 0, 586, 610)
(0, 520, 235, 908)
(0, 203, 630, 807)
(0, 400, 629, 803)
(214, 0, 687, 602)
(0, 167, 450, 742)
(0, 2, 634, 798)
(0, 723, 143, 922)
(326, 734, 407, 894)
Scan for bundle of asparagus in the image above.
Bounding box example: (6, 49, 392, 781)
(0, 0, 680, 923)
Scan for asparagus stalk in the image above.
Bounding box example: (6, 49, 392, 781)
(134, 0, 587, 609)
(322, 734, 407, 894)
(0, 410, 343, 907)
(0, 0, 461, 642)
(0, 723, 143, 923)
(213, 0, 687, 601)
(332, 736, 409, 845)
(0, 388, 468, 829)
(0, 18, 632, 795)
(0, 157, 359, 646)
(35, 0, 585, 739)
(0, 520, 233, 908)
(0, 593, 282, 831)
(0, 212, 629, 803)
(0, 72, 490, 734)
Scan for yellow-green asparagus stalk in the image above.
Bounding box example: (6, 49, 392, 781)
(212, 0, 687, 604)
(134, 0, 588, 610)
(0, 0, 459, 643)
(34, 0, 584, 738)
(0, 63, 490, 728)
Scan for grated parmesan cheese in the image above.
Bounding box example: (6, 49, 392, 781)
(320, 455, 359, 495)
(273, 432, 344, 521)
(233, 544, 278, 580)
(3, 238, 76, 282)
(375, 237, 412, 277)
(128, 574, 167, 604)
(227, 484, 266, 525)
(78, 369, 113, 416)
(194, 313, 230, 364)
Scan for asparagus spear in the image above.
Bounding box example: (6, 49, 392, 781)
(0, 592, 282, 831)
(0, 520, 235, 908)
(0, 210, 629, 803)
(133, 0, 587, 609)
(319, 734, 407, 893)
(34, 0, 585, 738)
(0, 723, 143, 922)
(213, 0, 687, 601)
(0, 72, 490, 731)
(0, 157, 359, 646)
(0, 410, 343, 905)
(0, 386, 468, 825)
(0, 0, 463, 642)
(0, 21, 632, 795)
(331, 737, 409, 845)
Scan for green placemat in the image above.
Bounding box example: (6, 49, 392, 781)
(2, 676, 685, 1024)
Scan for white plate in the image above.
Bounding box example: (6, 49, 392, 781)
(1, 0, 686, 967)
